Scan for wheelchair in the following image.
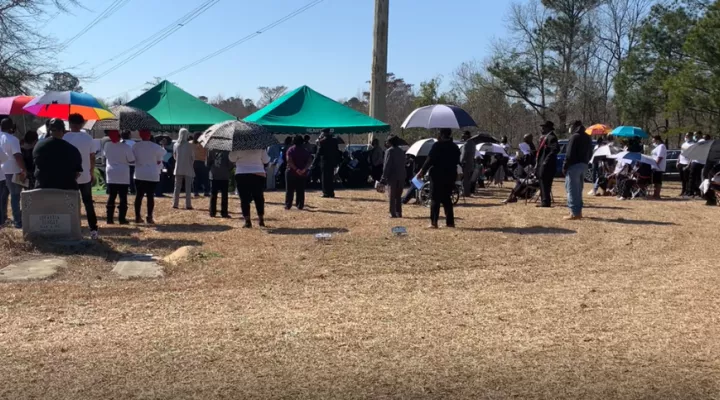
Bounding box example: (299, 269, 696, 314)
(416, 180, 463, 207)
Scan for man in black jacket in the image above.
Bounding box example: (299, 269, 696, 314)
(313, 129, 339, 198)
(563, 120, 592, 220)
(535, 121, 559, 207)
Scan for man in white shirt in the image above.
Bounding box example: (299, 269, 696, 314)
(650, 135, 667, 199)
(678, 132, 695, 197)
(63, 114, 99, 239)
(0, 118, 27, 229)
(690, 131, 706, 197)
(132, 130, 165, 224)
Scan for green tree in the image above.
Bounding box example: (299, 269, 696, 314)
(44, 72, 83, 92)
(414, 77, 451, 107)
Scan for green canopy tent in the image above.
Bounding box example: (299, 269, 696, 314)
(127, 80, 236, 131)
(244, 85, 390, 134)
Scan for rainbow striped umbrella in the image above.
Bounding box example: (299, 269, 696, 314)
(23, 91, 115, 121)
(0, 96, 35, 116)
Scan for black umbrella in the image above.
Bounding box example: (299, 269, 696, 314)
(470, 132, 498, 144)
(93, 105, 161, 132)
(199, 120, 278, 151)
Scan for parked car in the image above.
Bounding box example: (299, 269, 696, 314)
(665, 150, 680, 176)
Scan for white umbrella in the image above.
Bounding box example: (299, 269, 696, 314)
(610, 151, 658, 170)
(401, 104, 477, 129)
(590, 145, 614, 163)
(406, 138, 437, 157)
(476, 142, 508, 157)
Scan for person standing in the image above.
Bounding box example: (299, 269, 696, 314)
(229, 148, 269, 228)
(172, 128, 195, 210)
(368, 138, 384, 183)
(21, 130, 38, 190)
(690, 131, 706, 198)
(284, 135, 312, 210)
(381, 135, 407, 218)
(0, 118, 26, 229)
(678, 132, 695, 198)
(460, 131, 476, 196)
(190, 132, 210, 197)
(121, 131, 137, 195)
(33, 119, 82, 190)
(314, 129, 339, 198)
(562, 121, 592, 220)
(417, 128, 461, 229)
(63, 114, 99, 238)
(104, 130, 135, 224)
(207, 149, 233, 218)
(132, 130, 165, 224)
(650, 135, 667, 200)
(535, 121, 559, 208)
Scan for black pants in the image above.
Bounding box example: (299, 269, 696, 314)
(193, 160, 211, 196)
(107, 184, 129, 222)
(678, 163, 690, 195)
(78, 182, 98, 231)
(134, 180, 157, 220)
(402, 186, 417, 204)
(388, 179, 403, 217)
(210, 179, 229, 216)
(430, 178, 455, 227)
(690, 163, 704, 196)
(129, 166, 136, 194)
(371, 165, 383, 182)
(321, 166, 335, 197)
(235, 174, 265, 218)
(539, 173, 554, 206)
(285, 172, 307, 209)
(462, 163, 475, 196)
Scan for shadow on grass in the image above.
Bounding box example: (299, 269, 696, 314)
(460, 226, 576, 235)
(112, 237, 203, 250)
(457, 203, 504, 208)
(266, 227, 349, 235)
(97, 227, 141, 236)
(305, 209, 354, 215)
(155, 224, 233, 233)
(31, 239, 122, 261)
(586, 217, 676, 226)
(348, 197, 386, 203)
(584, 205, 629, 210)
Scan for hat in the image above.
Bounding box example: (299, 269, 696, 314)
(540, 121, 555, 130)
(49, 118, 66, 131)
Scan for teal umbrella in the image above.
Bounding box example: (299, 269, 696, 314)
(611, 126, 648, 139)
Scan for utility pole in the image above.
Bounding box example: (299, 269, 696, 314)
(368, 0, 389, 144)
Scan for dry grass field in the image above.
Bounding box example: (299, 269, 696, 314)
(1, 181, 719, 399)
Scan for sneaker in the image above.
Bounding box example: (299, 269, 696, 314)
(587, 190, 596, 196)
(90, 230, 99, 240)
(563, 215, 582, 221)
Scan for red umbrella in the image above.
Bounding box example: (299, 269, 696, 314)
(0, 96, 35, 116)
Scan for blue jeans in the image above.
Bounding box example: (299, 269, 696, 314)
(565, 164, 587, 217)
(4, 174, 22, 228)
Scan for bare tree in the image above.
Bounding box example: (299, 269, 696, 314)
(0, 0, 80, 95)
(257, 86, 288, 108)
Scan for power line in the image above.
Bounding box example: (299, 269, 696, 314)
(63, 0, 132, 49)
(105, 0, 325, 99)
(164, 0, 324, 79)
(90, 0, 220, 80)
(90, 0, 219, 71)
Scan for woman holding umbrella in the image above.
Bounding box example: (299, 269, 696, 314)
(198, 121, 278, 229)
(415, 128, 461, 229)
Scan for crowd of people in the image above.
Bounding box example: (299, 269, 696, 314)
(0, 113, 718, 238)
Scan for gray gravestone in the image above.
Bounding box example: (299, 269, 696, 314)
(21, 189, 82, 241)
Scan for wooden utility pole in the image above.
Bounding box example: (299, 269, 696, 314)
(369, 0, 389, 144)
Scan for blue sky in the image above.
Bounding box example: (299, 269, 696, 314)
(55, 0, 515, 102)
